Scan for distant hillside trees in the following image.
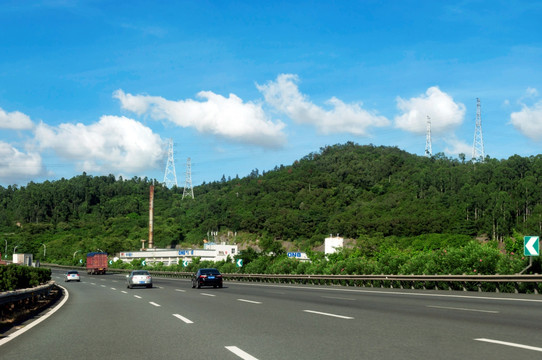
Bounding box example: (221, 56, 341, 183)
(1, 143, 542, 261)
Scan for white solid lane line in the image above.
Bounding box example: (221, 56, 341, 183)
(225, 346, 259, 360)
(427, 305, 499, 313)
(475, 338, 542, 352)
(237, 299, 262, 304)
(173, 314, 194, 324)
(149, 302, 160, 307)
(303, 310, 354, 319)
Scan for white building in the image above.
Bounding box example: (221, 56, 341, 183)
(13, 253, 33, 266)
(325, 236, 344, 254)
(204, 242, 238, 258)
(118, 244, 238, 266)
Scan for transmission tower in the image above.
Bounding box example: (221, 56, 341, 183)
(182, 157, 194, 199)
(163, 139, 178, 188)
(472, 98, 485, 162)
(425, 116, 432, 157)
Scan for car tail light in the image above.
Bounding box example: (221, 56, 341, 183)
(217, 275, 222, 278)
(199, 275, 207, 278)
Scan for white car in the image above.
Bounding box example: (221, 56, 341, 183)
(126, 270, 153, 289)
(65, 270, 80, 282)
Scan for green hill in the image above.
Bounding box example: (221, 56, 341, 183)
(1, 142, 541, 263)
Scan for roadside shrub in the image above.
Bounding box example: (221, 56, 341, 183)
(0, 264, 51, 291)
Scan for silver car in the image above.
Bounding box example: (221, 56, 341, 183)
(126, 270, 152, 289)
(65, 270, 80, 282)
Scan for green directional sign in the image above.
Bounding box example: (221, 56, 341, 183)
(524, 236, 540, 256)
(236, 259, 243, 267)
(182, 260, 189, 267)
(141, 260, 147, 266)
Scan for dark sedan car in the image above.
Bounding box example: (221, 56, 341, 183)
(192, 268, 223, 288)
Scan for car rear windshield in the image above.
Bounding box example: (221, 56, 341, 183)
(201, 269, 220, 275)
(133, 271, 150, 275)
(68, 271, 78, 274)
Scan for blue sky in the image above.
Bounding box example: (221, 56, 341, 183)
(1, 0, 542, 187)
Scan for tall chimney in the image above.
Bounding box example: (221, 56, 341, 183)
(149, 185, 154, 249)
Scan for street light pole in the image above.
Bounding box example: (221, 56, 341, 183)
(41, 243, 46, 257)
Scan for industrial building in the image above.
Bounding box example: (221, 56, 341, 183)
(117, 243, 238, 266)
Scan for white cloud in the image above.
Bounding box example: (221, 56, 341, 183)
(510, 101, 542, 141)
(443, 136, 472, 157)
(0, 141, 44, 182)
(34, 115, 165, 174)
(0, 107, 34, 130)
(395, 86, 466, 135)
(114, 89, 286, 148)
(526, 87, 538, 98)
(257, 74, 390, 136)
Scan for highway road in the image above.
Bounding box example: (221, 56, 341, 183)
(1, 269, 542, 359)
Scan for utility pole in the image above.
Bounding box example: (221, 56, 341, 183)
(472, 98, 485, 162)
(163, 138, 178, 188)
(182, 157, 194, 199)
(425, 116, 432, 157)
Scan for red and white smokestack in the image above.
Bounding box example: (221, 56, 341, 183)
(149, 185, 154, 249)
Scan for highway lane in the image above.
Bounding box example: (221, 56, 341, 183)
(1, 269, 542, 359)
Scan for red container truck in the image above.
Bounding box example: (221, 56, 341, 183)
(86, 252, 108, 275)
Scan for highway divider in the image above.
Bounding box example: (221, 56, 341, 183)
(0, 280, 58, 326)
(45, 264, 542, 294)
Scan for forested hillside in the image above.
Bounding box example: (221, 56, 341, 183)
(1, 142, 541, 263)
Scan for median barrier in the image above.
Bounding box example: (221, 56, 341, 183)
(0, 280, 57, 322)
(42, 264, 542, 294)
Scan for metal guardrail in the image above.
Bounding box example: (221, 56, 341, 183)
(220, 273, 542, 293)
(45, 264, 542, 294)
(0, 280, 56, 306)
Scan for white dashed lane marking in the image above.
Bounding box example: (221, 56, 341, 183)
(173, 314, 194, 324)
(225, 346, 259, 360)
(303, 310, 354, 320)
(237, 299, 262, 304)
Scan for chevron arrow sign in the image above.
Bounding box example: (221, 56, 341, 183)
(524, 236, 540, 256)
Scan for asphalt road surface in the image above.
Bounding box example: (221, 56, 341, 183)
(1, 269, 542, 359)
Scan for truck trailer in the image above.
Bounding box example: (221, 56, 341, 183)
(86, 252, 108, 275)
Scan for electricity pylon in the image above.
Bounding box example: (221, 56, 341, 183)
(472, 98, 485, 162)
(182, 157, 194, 199)
(163, 139, 178, 188)
(425, 116, 432, 157)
